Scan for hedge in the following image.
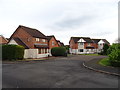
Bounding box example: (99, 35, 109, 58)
(108, 44, 120, 67)
(51, 47, 67, 56)
(2, 44, 24, 60)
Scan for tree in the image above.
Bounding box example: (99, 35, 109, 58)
(102, 44, 109, 55)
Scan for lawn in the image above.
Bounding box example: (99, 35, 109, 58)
(79, 54, 100, 56)
(98, 58, 111, 66)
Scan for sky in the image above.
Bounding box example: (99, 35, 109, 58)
(0, 0, 119, 45)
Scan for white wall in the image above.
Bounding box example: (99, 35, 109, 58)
(8, 39, 18, 45)
(24, 49, 38, 59)
(24, 49, 49, 59)
(70, 48, 98, 54)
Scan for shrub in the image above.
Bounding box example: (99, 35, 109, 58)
(2, 45, 24, 60)
(51, 47, 66, 56)
(108, 50, 120, 67)
(102, 44, 109, 55)
(107, 44, 120, 55)
(108, 44, 120, 67)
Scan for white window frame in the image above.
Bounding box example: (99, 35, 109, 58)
(42, 39, 46, 42)
(36, 38, 40, 42)
(80, 43, 83, 45)
(52, 41, 54, 46)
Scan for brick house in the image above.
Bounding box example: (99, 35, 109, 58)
(57, 40, 64, 47)
(69, 37, 110, 54)
(0, 35, 8, 45)
(97, 39, 110, 52)
(47, 35, 59, 56)
(8, 25, 49, 58)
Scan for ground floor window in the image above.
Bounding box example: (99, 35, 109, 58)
(38, 49, 42, 54)
(91, 49, 93, 52)
(38, 48, 49, 54)
(78, 49, 83, 52)
(45, 49, 47, 53)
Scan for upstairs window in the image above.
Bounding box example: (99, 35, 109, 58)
(36, 38, 40, 42)
(42, 39, 46, 42)
(88, 43, 91, 46)
(27, 38, 30, 42)
(79, 43, 83, 45)
(52, 41, 54, 46)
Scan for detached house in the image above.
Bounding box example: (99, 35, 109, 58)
(8, 25, 49, 58)
(0, 35, 8, 45)
(69, 37, 110, 54)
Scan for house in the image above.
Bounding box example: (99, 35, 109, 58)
(69, 37, 110, 54)
(97, 39, 110, 52)
(47, 35, 59, 55)
(0, 35, 8, 45)
(57, 40, 64, 47)
(8, 25, 49, 58)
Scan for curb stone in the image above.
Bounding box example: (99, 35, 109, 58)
(83, 61, 120, 76)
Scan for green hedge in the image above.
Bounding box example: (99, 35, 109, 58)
(2, 44, 24, 60)
(108, 49, 120, 67)
(51, 47, 67, 56)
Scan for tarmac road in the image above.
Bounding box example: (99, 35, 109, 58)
(2, 55, 119, 88)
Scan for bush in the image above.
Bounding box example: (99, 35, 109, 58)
(51, 47, 67, 56)
(108, 49, 120, 67)
(2, 45, 24, 60)
(103, 44, 109, 55)
(108, 44, 120, 67)
(107, 44, 120, 55)
(98, 44, 109, 55)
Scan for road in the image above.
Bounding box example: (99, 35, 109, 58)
(2, 55, 119, 88)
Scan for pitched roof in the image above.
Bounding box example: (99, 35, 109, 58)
(57, 40, 64, 46)
(102, 39, 110, 44)
(92, 39, 101, 43)
(12, 37, 29, 49)
(46, 35, 54, 41)
(71, 37, 93, 43)
(19, 25, 47, 39)
(0, 35, 8, 44)
(60, 42, 64, 46)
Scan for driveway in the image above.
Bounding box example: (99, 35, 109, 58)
(2, 55, 119, 88)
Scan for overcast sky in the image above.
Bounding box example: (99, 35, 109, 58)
(0, 0, 119, 45)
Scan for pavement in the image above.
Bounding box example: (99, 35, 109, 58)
(83, 57, 120, 76)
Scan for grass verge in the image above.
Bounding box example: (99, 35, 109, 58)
(79, 54, 100, 56)
(98, 58, 111, 66)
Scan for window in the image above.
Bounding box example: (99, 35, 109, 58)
(27, 38, 30, 42)
(42, 39, 46, 42)
(78, 49, 83, 52)
(45, 49, 47, 53)
(36, 38, 40, 41)
(39, 49, 41, 54)
(91, 49, 93, 52)
(52, 41, 54, 46)
(88, 43, 91, 46)
(79, 43, 83, 45)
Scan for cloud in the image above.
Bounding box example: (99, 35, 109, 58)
(0, 0, 118, 45)
(54, 15, 94, 29)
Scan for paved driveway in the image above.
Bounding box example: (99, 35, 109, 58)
(2, 55, 119, 88)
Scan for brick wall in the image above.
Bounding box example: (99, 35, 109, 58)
(49, 37, 59, 49)
(0, 36, 8, 44)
